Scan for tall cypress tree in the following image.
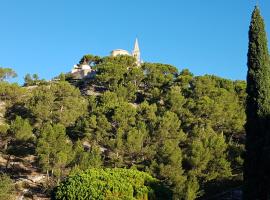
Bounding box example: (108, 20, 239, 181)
(245, 6, 270, 200)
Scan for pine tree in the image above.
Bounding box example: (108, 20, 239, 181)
(36, 123, 72, 179)
(244, 6, 270, 199)
(10, 116, 34, 142)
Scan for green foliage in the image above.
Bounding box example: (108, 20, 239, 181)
(245, 6, 270, 199)
(10, 116, 34, 142)
(71, 140, 102, 170)
(96, 62, 128, 91)
(151, 111, 187, 198)
(0, 67, 17, 81)
(185, 75, 245, 137)
(0, 82, 27, 103)
(54, 168, 169, 200)
(0, 124, 9, 138)
(100, 55, 137, 67)
(24, 73, 42, 86)
(24, 73, 32, 85)
(184, 176, 201, 200)
(94, 56, 143, 101)
(36, 123, 72, 178)
(246, 7, 270, 118)
(79, 54, 101, 65)
(0, 174, 14, 200)
(187, 126, 231, 181)
(27, 82, 87, 126)
(58, 73, 66, 81)
(142, 63, 178, 89)
(65, 56, 245, 198)
(142, 63, 177, 101)
(0, 53, 248, 199)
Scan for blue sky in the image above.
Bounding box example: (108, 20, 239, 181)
(0, 0, 269, 83)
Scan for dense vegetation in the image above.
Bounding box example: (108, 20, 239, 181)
(0, 53, 246, 199)
(4, 6, 270, 200)
(54, 168, 168, 200)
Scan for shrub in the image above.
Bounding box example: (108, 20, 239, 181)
(0, 174, 14, 200)
(54, 168, 169, 200)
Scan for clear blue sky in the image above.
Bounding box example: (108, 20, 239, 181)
(0, 0, 269, 83)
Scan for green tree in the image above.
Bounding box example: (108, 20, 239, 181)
(33, 73, 39, 81)
(94, 56, 143, 101)
(164, 86, 186, 117)
(187, 75, 245, 137)
(58, 73, 66, 81)
(244, 6, 270, 199)
(0, 68, 17, 81)
(100, 55, 137, 67)
(27, 82, 87, 126)
(27, 85, 55, 125)
(141, 63, 178, 103)
(79, 54, 101, 65)
(10, 116, 34, 142)
(24, 73, 33, 86)
(36, 123, 72, 178)
(186, 126, 231, 181)
(71, 140, 102, 170)
(0, 116, 33, 152)
(174, 69, 194, 96)
(0, 82, 27, 104)
(151, 111, 187, 199)
(24, 73, 41, 86)
(95, 62, 128, 90)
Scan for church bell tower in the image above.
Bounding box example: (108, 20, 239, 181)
(132, 38, 141, 65)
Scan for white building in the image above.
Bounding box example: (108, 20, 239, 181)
(110, 49, 130, 57)
(71, 38, 142, 79)
(71, 64, 93, 79)
(111, 38, 141, 65)
(132, 38, 141, 65)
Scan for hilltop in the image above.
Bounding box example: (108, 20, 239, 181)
(0, 54, 246, 199)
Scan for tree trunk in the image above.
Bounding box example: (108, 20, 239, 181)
(5, 154, 11, 171)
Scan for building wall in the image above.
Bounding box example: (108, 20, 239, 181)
(111, 49, 130, 57)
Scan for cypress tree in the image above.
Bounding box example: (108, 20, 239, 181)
(244, 6, 270, 200)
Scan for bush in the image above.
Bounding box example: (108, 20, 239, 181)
(54, 168, 169, 200)
(0, 174, 14, 200)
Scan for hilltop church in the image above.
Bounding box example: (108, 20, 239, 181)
(71, 38, 141, 79)
(110, 38, 141, 65)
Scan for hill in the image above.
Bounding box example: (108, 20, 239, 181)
(0, 55, 246, 199)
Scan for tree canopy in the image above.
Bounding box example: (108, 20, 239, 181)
(0, 67, 17, 81)
(0, 56, 247, 199)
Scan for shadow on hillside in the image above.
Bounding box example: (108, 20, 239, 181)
(5, 103, 34, 122)
(7, 141, 35, 157)
(199, 178, 243, 200)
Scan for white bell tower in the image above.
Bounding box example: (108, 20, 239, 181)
(132, 38, 141, 65)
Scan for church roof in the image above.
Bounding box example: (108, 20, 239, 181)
(111, 49, 130, 52)
(133, 38, 140, 52)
